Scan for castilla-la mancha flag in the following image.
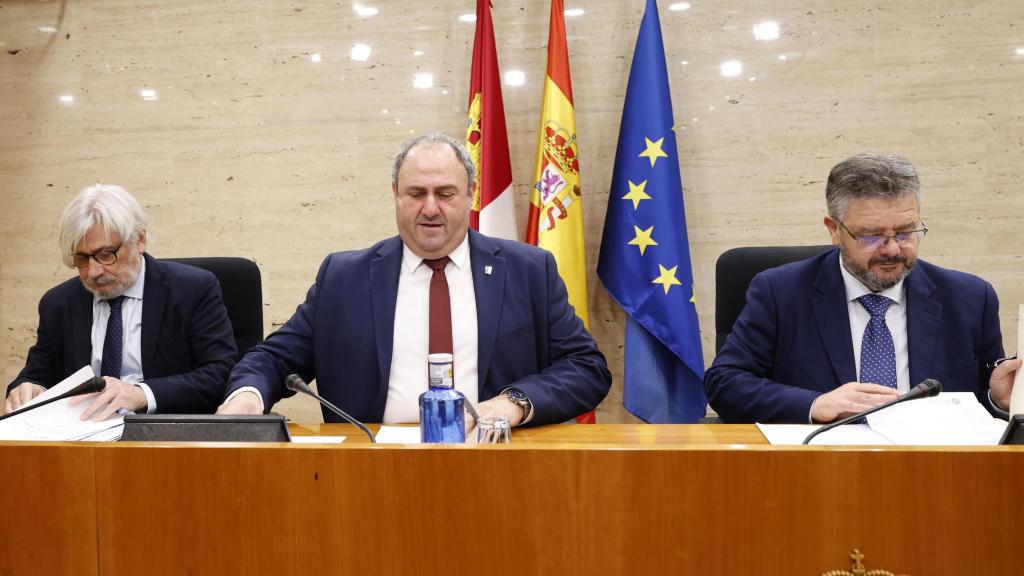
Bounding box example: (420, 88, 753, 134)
(466, 0, 517, 240)
(527, 0, 593, 423)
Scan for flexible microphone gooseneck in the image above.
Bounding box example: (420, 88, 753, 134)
(802, 379, 942, 445)
(285, 374, 376, 443)
(0, 376, 107, 422)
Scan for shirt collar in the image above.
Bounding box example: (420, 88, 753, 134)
(401, 233, 470, 275)
(838, 253, 904, 305)
(93, 255, 146, 304)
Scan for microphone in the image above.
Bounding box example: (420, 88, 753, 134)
(285, 374, 376, 443)
(802, 378, 942, 445)
(0, 376, 107, 422)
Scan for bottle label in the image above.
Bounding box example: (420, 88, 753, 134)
(428, 361, 454, 389)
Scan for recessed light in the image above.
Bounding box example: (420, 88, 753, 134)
(720, 60, 742, 77)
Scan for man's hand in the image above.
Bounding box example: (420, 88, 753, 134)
(70, 377, 147, 421)
(216, 391, 263, 415)
(810, 382, 902, 423)
(464, 394, 524, 440)
(989, 358, 1020, 412)
(4, 382, 47, 414)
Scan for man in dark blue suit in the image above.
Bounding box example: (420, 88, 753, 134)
(705, 153, 1019, 423)
(218, 133, 611, 426)
(4, 185, 237, 418)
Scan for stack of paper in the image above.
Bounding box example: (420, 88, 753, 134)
(0, 366, 124, 441)
(758, 393, 1008, 446)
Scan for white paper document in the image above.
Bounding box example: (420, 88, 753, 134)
(758, 392, 1007, 446)
(374, 426, 422, 444)
(0, 366, 124, 441)
(290, 435, 346, 444)
(757, 423, 894, 445)
(866, 392, 1006, 446)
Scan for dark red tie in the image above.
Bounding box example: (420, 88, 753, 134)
(425, 257, 453, 354)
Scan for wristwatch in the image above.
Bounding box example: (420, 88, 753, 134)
(502, 388, 532, 422)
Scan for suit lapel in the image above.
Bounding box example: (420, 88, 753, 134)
(469, 230, 505, 391)
(370, 238, 402, 401)
(905, 265, 940, 384)
(810, 250, 858, 385)
(70, 283, 94, 370)
(140, 254, 166, 375)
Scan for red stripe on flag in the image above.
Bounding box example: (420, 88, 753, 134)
(467, 0, 514, 233)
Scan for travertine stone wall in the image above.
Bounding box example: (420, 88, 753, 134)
(2, 0, 1021, 422)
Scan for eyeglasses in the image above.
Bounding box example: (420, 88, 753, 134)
(837, 220, 928, 251)
(71, 242, 123, 268)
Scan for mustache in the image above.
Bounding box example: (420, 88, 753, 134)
(869, 254, 908, 266)
(86, 275, 118, 287)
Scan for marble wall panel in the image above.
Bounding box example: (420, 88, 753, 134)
(1, 0, 1022, 423)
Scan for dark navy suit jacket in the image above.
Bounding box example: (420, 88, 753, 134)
(8, 253, 238, 413)
(704, 249, 1005, 423)
(226, 230, 611, 425)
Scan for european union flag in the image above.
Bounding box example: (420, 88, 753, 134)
(597, 0, 706, 423)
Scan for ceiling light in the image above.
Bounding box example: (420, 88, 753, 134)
(720, 60, 742, 77)
(350, 43, 371, 61)
(504, 70, 525, 86)
(413, 73, 434, 89)
(753, 21, 780, 41)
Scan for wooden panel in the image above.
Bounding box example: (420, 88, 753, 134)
(292, 422, 770, 445)
(0, 444, 98, 576)
(91, 432, 1024, 575)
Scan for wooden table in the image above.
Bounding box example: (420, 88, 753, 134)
(2, 424, 1022, 575)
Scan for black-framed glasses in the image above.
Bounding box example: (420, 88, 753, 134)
(837, 220, 928, 251)
(71, 242, 124, 268)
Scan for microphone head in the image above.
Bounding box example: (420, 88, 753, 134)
(88, 376, 107, 393)
(919, 378, 942, 397)
(285, 374, 306, 392)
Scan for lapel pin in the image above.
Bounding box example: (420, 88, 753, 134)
(484, 265, 493, 276)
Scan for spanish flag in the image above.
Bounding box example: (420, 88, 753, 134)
(527, 0, 593, 423)
(466, 0, 517, 240)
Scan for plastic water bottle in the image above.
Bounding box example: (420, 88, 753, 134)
(419, 353, 465, 443)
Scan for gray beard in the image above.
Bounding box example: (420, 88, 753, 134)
(839, 245, 914, 292)
(82, 253, 141, 299)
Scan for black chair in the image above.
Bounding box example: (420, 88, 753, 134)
(699, 245, 834, 423)
(164, 257, 263, 357)
(714, 245, 834, 354)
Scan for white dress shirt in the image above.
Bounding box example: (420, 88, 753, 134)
(89, 258, 156, 412)
(839, 257, 910, 393)
(383, 235, 479, 423)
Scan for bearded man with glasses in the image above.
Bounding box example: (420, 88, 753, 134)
(4, 185, 237, 418)
(704, 153, 1019, 423)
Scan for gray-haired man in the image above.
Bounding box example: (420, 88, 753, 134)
(5, 185, 237, 418)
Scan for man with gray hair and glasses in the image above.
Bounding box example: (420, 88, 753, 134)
(4, 185, 238, 418)
(218, 132, 610, 427)
(705, 153, 1019, 423)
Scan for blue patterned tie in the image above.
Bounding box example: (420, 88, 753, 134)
(858, 294, 896, 388)
(100, 296, 125, 378)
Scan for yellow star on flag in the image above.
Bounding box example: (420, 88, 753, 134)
(621, 179, 651, 210)
(639, 137, 669, 167)
(628, 225, 657, 255)
(652, 264, 682, 294)
(690, 285, 697, 304)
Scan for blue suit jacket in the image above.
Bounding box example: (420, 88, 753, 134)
(704, 249, 1005, 423)
(226, 230, 611, 425)
(9, 254, 238, 413)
